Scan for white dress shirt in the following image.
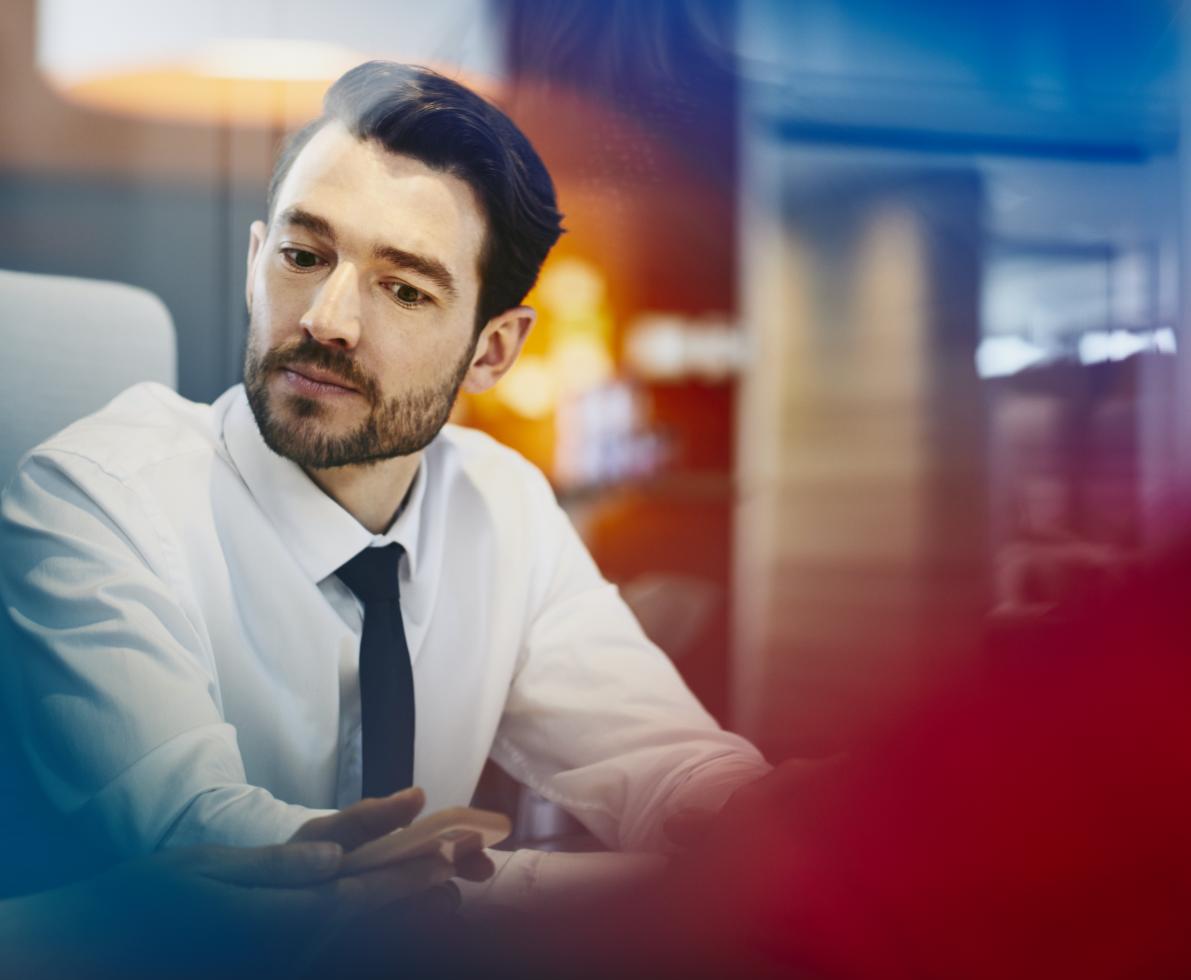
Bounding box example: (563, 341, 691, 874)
(0, 383, 768, 895)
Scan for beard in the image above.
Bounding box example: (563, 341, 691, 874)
(243, 324, 476, 469)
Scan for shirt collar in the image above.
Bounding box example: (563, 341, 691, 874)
(221, 385, 426, 585)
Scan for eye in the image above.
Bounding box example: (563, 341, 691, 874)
(280, 248, 325, 270)
(388, 282, 428, 308)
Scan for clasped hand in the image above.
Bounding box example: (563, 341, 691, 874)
(15, 787, 493, 979)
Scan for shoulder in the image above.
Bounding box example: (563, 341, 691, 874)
(421, 428, 584, 608)
(24, 382, 223, 484)
(423, 425, 564, 549)
(432, 424, 555, 498)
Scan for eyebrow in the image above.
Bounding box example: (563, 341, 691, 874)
(277, 206, 458, 300)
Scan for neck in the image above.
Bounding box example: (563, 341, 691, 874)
(305, 452, 421, 534)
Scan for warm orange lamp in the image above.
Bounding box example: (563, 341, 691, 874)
(35, 0, 505, 127)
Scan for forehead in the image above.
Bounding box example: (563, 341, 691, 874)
(272, 122, 486, 288)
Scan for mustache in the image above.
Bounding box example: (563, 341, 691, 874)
(260, 338, 378, 402)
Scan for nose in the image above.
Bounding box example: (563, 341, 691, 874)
(300, 261, 362, 348)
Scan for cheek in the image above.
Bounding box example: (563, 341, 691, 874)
(253, 275, 309, 342)
(247, 298, 278, 351)
(368, 328, 466, 391)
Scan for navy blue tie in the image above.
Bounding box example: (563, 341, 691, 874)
(336, 543, 415, 797)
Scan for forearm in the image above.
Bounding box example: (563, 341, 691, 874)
(157, 783, 334, 850)
(53, 725, 334, 855)
(495, 730, 771, 854)
(656, 752, 774, 822)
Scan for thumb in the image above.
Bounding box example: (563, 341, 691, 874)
(292, 786, 427, 851)
(190, 842, 345, 887)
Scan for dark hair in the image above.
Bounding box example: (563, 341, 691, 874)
(268, 62, 564, 329)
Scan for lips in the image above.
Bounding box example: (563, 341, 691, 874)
(282, 364, 358, 393)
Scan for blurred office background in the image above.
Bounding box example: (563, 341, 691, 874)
(2, 0, 1188, 776)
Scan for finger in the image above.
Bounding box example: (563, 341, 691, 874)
(209, 882, 338, 951)
(292, 787, 426, 851)
(402, 882, 464, 919)
(190, 842, 345, 886)
(453, 849, 495, 882)
(331, 853, 455, 911)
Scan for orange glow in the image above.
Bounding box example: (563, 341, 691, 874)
(47, 62, 501, 128)
(51, 70, 329, 127)
(462, 252, 617, 478)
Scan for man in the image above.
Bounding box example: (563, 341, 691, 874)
(0, 62, 768, 904)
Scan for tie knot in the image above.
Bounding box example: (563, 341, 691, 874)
(336, 543, 404, 603)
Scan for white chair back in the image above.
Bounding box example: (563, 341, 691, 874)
(0, 269, 177, 488)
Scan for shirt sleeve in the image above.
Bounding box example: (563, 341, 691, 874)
(488, 470, 771, 853)
(0, 451, 330, 857)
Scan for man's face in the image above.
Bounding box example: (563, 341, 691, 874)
(243, 121, 488, 469)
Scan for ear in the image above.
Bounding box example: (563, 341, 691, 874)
(461, 307, 536, 394)
(245, 220, 267, 314)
